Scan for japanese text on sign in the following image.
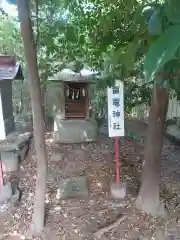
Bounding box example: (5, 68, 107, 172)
(107, 81, 124, 137)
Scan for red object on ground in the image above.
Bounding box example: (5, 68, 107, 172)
(115, 136, 120, 185)
(0, 160, 4, 187)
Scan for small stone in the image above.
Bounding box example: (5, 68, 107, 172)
(14, 213, 20, 219)
(54, 206, 62, 211)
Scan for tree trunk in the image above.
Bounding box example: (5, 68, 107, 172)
(17, 0, 48, 233)
(136, 85, 169, 215)
(41, 84, 48, 130)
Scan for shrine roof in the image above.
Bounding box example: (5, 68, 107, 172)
(48, 69, 95, 83)
(0, 55, 24, 81)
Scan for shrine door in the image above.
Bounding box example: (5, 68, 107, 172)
(65, 82, 88, 119)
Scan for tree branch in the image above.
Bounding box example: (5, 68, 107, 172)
(34, 0, 39, 49)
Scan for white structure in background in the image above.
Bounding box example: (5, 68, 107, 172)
(107, 80, 124, 137)
(131, 96, 180, 122)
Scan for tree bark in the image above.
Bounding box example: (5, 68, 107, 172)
(17, 0, 48, 233)
(41, 84, 48, 130)
(136, 85, 169, 215)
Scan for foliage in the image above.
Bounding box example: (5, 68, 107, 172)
(164, 0, 180, 24)
(144, 0, 180, 88)
(0, 14, 23, 59)
(3, 0, 180, 118)
(144, 25, 180, 82)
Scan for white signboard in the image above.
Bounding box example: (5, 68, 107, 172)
(107, 80, 124, 137)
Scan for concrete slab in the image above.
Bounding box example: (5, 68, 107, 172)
(56, 176, 88, 200)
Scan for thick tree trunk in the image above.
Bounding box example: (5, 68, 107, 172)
(17, 0, 48, 233)
(136, 85, 169, 215)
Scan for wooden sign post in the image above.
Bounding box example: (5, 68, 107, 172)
(107, 80, 125, 196)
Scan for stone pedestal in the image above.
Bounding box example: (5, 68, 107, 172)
(54, 119, 98, 143)
(0, 132, 32, 172)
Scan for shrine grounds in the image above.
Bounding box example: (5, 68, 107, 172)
(1, 119, 180, 240)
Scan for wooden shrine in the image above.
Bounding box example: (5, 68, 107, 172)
(64, 82, 88, 119)
(47, 69, 98, 143)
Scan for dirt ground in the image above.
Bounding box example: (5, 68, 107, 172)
(1, 119, 180, 240)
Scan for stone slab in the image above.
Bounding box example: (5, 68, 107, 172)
(51, 147, 64, 162)
(0, 182, 12, 203)
(166, 124, 180, 144)
(1, 151, 19, 172)
(54, 119, 98, 143)
(56, 176, 88, 200)
(61, 161, 86, 178)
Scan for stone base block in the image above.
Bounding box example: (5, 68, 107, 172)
(54, 119, 98, 143)
(1, 151, 19, 172)
(110, 182, 127, 199)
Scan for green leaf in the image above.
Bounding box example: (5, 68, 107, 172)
(164, 0, 180, 24)
(144, 24, 180, 82)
